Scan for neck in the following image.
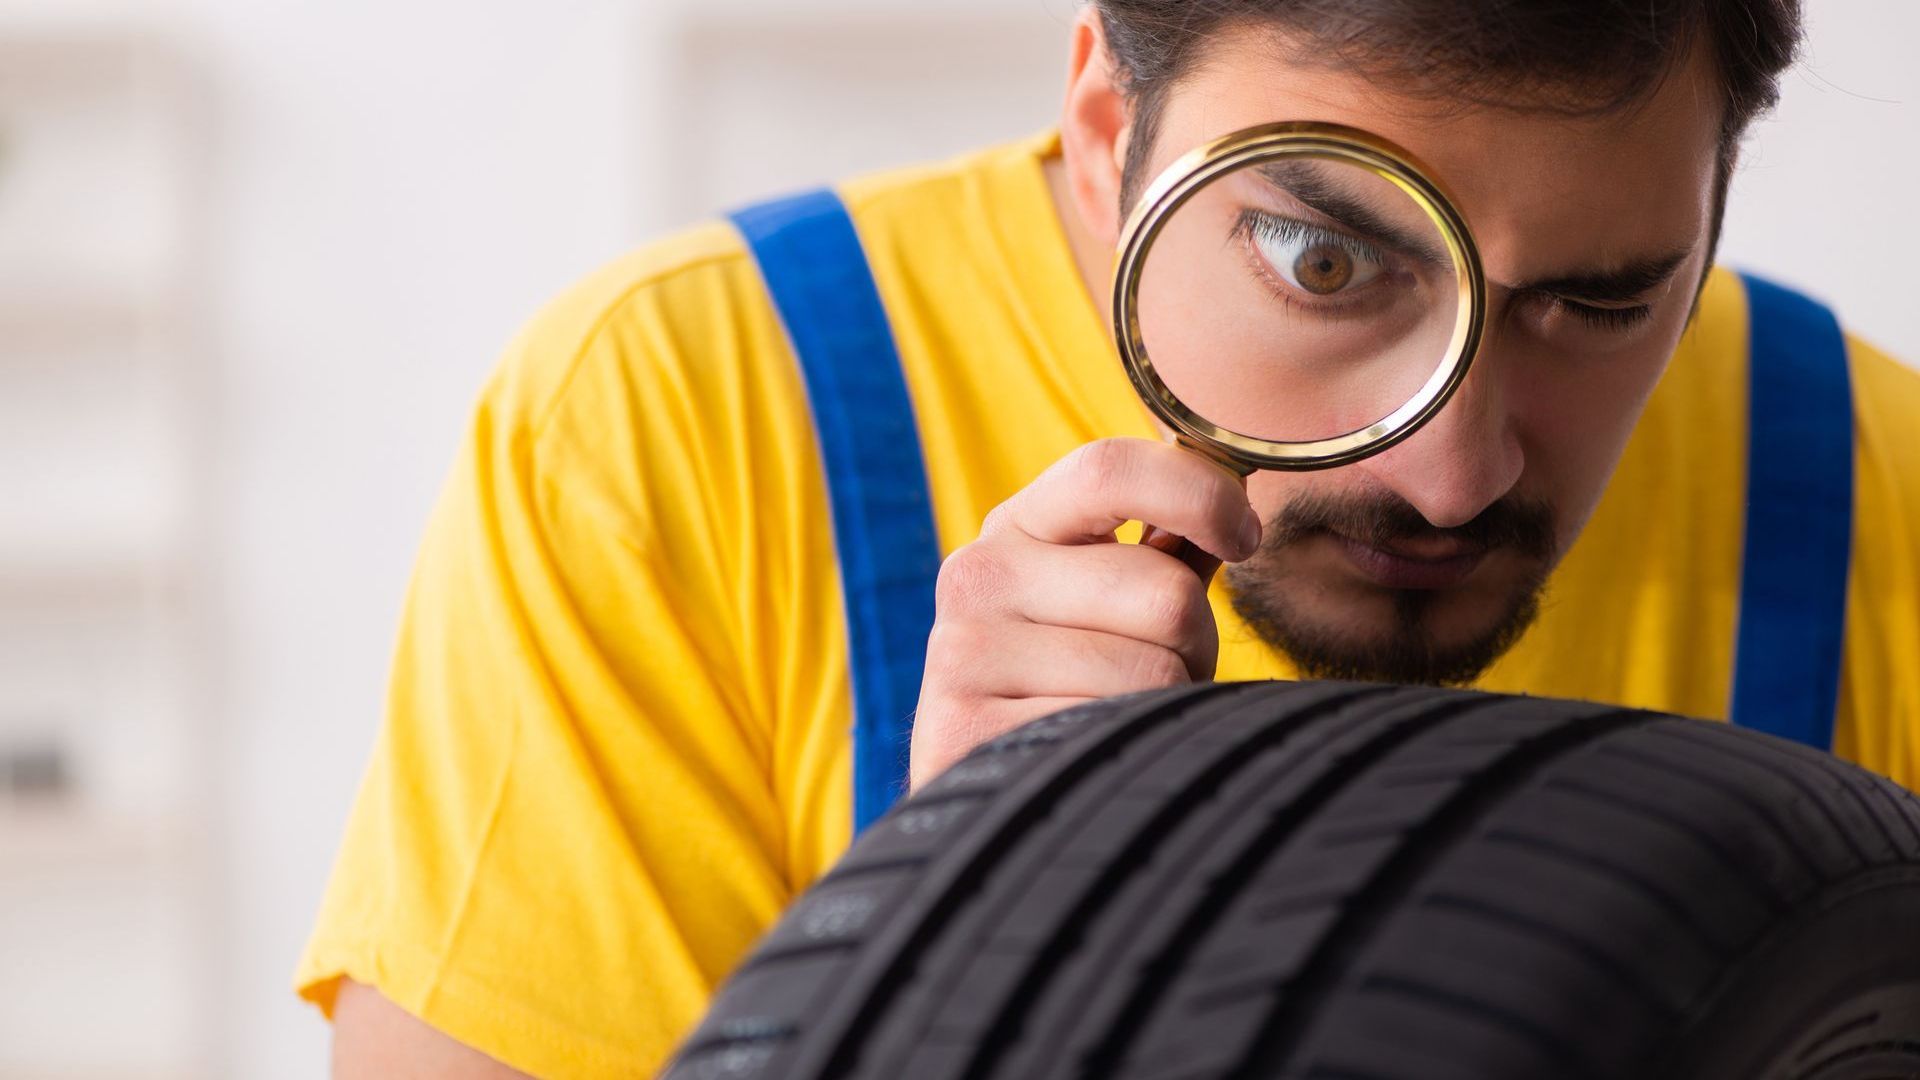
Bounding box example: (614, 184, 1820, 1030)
(1042, 153, 1116, 327)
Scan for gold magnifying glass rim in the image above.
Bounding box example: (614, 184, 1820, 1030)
(1112, 121, 1488, 472)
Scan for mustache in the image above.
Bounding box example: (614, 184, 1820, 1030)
(1263, 489, 1558, 559)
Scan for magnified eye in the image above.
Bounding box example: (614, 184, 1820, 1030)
(1292, 243, 1355, 294)
(1247, 215, 1385, 297)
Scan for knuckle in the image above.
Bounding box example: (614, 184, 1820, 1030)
(1131, 645, 1190, 688)
(935, 542, 1007, 612)
(1138, 569, 1206, 643)
(1069, 438, 1136, 497)
(977, 498, 1016, 538)
(909, 715, 960, 787)
(910, 699, 962, 747)
(1187, 472, 1241, 534)
(1164, 457, 1239, 526)
(924, 617, 986, 668)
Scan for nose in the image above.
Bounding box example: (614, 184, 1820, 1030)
(1361, 342, 1525, 529)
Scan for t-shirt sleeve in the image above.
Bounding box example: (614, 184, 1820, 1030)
(293, 236, 853, 1078)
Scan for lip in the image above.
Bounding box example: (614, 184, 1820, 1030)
(1331, 533, 1488, 591)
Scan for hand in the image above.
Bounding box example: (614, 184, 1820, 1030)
(910, 438, 1262, 789)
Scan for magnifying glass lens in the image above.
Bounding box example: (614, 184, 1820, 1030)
(1136, 155, 1462, 444)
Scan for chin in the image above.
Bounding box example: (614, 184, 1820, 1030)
(1227, 560, 1549, 687)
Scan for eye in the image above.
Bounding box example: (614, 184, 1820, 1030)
(1247, 215, 1386, 297)
(1553, 297, 1656, 332)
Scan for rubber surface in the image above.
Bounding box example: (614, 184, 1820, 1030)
(664, 682, 1920, 1080)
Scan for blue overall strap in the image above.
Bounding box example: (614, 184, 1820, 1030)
(1729, 272, 1853, 750)
(730, 190, 940, 833)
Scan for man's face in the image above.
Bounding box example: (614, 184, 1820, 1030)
(1094, 29, 1723, 683)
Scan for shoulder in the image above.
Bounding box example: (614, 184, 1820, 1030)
(478, 221, 773, 444)
(483, 137, 1028, 445)
(1833, 335, 1919, 783)
(1694, 270, 1918, 481)
(1845, 332, 1920, 542)
(1848, 333, 1920, 466)
(838, 133, 1045, 219)
(437, 217, 818, 574)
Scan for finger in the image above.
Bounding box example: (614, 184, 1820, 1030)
(1140, 523, 1226, 584)
(987, 438, 1260, 562)
(923, 618, 1192, 702)
(989, 538, 1220, 679)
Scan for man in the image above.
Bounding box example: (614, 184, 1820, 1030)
(306, 0, 1920, 1075)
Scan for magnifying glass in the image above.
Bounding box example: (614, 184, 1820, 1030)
(1113, 122, 1488, 577)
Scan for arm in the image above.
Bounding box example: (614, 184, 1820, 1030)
(296, 235, 850, 1076)
(332, 981, 532, 1079)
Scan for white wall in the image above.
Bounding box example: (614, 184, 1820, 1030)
(0, 1, 1911, 1077)
(184, 2, 1074, 1075)
(1718, 1, 1920, 357)
(184, 5, 653, 1074)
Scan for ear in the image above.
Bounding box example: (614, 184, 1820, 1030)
(1059, 7, 1132, 249)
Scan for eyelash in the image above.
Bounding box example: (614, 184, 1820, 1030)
(1240, 211, 1385, 270)
(1552, 297, 1656, 332)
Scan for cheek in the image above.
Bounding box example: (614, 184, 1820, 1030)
(1510, 338, 1676, 540)
(1245, 469, 1309, 524)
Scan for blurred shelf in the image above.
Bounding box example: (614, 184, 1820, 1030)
(0, 24, 208, 1080)
(0, 805, 193, 873)
(0, 296, 141, 351)
(0, 287, 187, 356)
(0, 31, 166, 101)
(0, 552, 187, 610)
(0, 1070, 199, 1080)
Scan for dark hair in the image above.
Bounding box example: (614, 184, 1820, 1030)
(1099, 0, 1802, 257)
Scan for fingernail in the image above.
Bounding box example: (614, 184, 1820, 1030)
(1238, 515, 1262, 558)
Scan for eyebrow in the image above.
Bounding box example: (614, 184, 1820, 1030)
(1254, 161, 1696, 304)
(1255, 161, 1449, 265)
(1513, 249, 1696, 303)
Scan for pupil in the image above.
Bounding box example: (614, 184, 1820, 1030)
(1294, 244, 1354, 295)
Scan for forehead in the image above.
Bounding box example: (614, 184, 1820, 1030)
(1149, 30, 1726, 278)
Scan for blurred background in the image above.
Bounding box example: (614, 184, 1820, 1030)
(0, 0, 1912, 1076)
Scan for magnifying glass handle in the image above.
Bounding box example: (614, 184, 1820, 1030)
(1140, 435, 1255, 584)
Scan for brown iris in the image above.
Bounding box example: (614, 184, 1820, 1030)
(1293, 244, 1354, 294)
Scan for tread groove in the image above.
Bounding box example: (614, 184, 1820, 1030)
(1481, 827, 1735, 960)
(1792, 1009, 1880, 1065)
(953, 687, 1395, 1080)
(1419, 889, 1680, 1014)
(1223, 709, 1650, 1080)
(1597, 742, 1830, 879)
(1865, 775, 1920, 855)
(1069, 695, 1519, 1080)
(743, 940, 863, 967)
(669, 685, 1920, 1080)
(810, 855, 932, 881)
(1360, 973, 1601, 1080)
(1302, 1066, 1398, 1080)
(1650, 724, 1877, 866)
(792, 683, 1255, 1077)
(1544, 775, 1790, 912)
(1789, 1040, 1920, 1080)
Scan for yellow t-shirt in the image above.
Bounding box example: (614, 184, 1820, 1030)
(296, 133, 1920, 1077)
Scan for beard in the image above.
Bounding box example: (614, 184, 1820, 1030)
(1225, 489, 1559, 686)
